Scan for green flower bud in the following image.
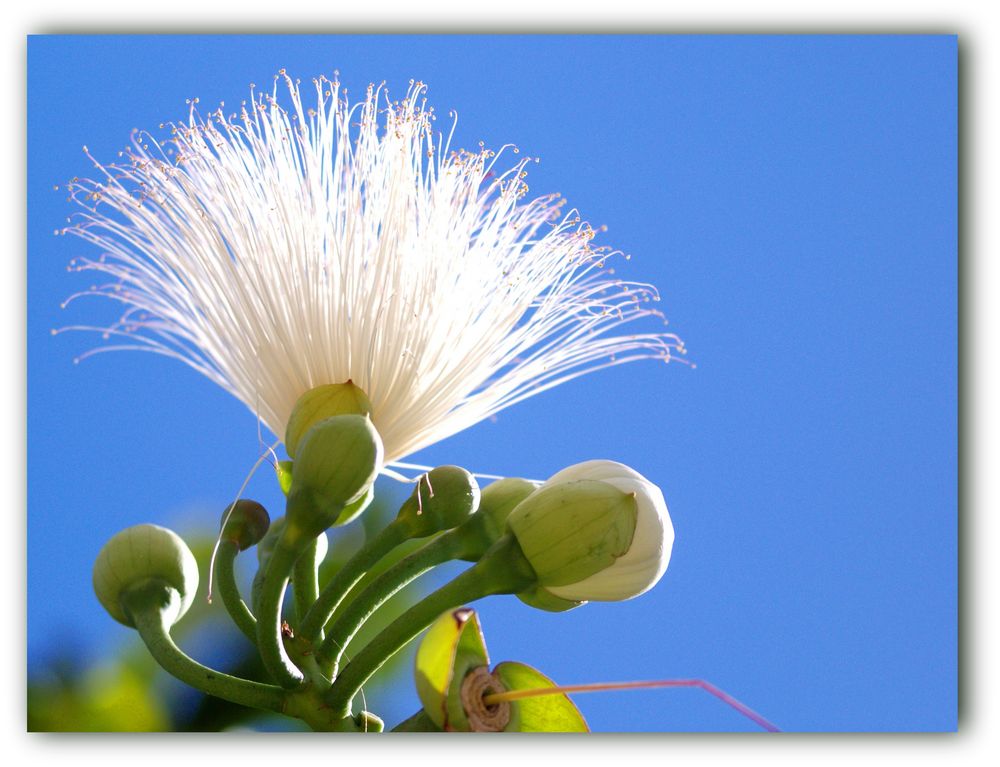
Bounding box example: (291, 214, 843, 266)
(284, 382, 373, 459)
(397, 466, 480, 537)
(220, 499, 271, 551)
(452, 478, 540, 564)
(508, 480, 636, 586)
(93, 524, 200, 628)
(477, 478, 539, 541)
(286, 414, 384, 538)
(507, 460, 673, 603)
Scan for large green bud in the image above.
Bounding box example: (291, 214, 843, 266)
(506, 460, 673, 603)
(284, 382, 374, 459)
(93, 524, 200, 628)
(397, 466, 480, 538)
(286, 413, 383, 538)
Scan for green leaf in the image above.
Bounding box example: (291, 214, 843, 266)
(413, 608, 489, 730)
(28, 663, 169, 732)
(494, 661, 589, 733)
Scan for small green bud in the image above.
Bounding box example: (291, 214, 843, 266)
(220, 499, 270, 551)
(397, 466, 480, 537)
(477, 478, 539, 541)
(286, 414, 384, 538)
(450, 478, 539, 564)
(93, 524, 199, 628)
(284, 382, 373, 459)
(507, 460, 674, 603)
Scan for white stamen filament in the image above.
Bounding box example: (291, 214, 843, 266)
(59, 73, 686, 463)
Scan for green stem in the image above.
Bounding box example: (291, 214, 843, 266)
(255, 541, 306, 688)
(292, 537, 323, 633)
(318, 530, 467, 675)
(125, 584, 286, 714)
(297, 521, 409, 643)
(324, 535, 536, 717)
(282, 684, 383, 732)
(214, 539, 257, 643)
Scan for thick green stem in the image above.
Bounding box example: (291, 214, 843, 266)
(214, 539, 257, 643)
(125, 584, 286, 714)
(318, 531, 467, 675)
(292, 537, 323, 633)
(282, 684, 383, 732)
(297, 521, 409, 643)
(324, 535, 536, 717)
(255, 541, 306, 688)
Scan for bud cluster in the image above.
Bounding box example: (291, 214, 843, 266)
(91, 383, 675, 732)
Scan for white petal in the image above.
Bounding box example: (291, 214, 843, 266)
(543, 459, 647, 487)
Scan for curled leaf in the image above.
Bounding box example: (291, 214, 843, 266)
(493, 661, 589, 732)
(414, 608, 489, 730)
(413, 608, 589, 732)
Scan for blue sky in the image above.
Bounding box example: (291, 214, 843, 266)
(27, 34, 956, 732)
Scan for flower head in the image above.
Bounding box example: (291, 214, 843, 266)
(59, 73, 684, 463)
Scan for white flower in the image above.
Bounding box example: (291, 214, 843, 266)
(59, 74, 684, 463)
